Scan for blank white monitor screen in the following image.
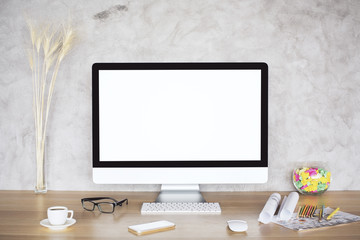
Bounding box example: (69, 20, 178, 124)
(99, 70, 261, 162)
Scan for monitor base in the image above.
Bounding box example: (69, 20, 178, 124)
(155, 184, 206, 203)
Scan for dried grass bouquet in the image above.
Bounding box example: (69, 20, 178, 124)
(27, 21, 75, 192)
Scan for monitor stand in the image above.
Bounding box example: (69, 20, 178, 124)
(155, 184, 206, 203)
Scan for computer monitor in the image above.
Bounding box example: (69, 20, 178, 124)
(92, 62, 268, 202)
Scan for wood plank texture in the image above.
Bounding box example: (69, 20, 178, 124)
(0, 191, 359, 239)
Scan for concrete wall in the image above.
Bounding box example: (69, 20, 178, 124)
(1, 0, 359, 191)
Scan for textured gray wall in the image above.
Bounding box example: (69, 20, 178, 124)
(1, 0, 359, 191)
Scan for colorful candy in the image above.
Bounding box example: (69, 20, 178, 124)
(293, 167, 331, 194)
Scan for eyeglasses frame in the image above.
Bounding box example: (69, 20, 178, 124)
(81, 197, 128, 213)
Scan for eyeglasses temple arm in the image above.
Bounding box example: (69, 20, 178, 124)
(117, 198, 128, 206)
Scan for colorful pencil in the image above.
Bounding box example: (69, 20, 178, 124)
(305, 205, 311, 217)
(299, 205, 304, 218)
(300, 205, 306, 218)
(297, 206, 302, 218)
(319, 205, 324, 221)
(306, 205, 313, 218)
(301, 205, 308, 218)
(310, 206, 317, 217)
(303, 205, 309, 217)
(327, 207, 340, 220)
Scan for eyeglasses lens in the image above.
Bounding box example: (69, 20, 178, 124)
(98, 203, 114, 213)
(83, 201, 95, 211)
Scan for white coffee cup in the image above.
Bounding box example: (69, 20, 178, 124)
(47, 206, 74, 225)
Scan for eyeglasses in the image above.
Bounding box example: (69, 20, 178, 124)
(81, 197, 128, 214)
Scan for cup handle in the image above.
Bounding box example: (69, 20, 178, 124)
(67, 210, 74, 220)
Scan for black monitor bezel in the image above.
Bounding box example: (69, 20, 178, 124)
(93, 62, 268, 168)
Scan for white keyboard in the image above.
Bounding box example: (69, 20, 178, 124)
(141, 202, 221, 214)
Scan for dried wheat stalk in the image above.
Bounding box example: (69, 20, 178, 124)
(27, 21, 75, 191)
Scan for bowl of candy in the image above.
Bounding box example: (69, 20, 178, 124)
(293, 167, 331, 195)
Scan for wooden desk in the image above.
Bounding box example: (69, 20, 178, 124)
(0, 191, 359, 239)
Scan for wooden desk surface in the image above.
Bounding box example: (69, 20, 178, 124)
(0, 191, 359, 240)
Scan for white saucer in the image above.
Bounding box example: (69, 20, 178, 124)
(40, 218, 76, 230)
